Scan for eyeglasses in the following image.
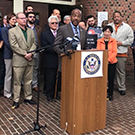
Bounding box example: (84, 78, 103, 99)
(18, 18, 26, 20)
(51, 22, 58, 25)
(29, 16, 35, 18)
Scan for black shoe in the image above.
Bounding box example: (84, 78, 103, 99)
(119, 90, 126, 96)
(47, 97, 53, 102)
(0, 87, 3, 96)
(56, 95, 61, 100)
(12, 101, 19, 109)
(107, 94, 113, 101)
(0, 92, 3, 96)
(109, 96, 113, 101)
(24, 99, 36, 105)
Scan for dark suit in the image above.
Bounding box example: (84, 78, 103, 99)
(54, 23, 88, 92)
(54, 23, 88, 55)
(1, 25, 13, 59)
(41, 29, 58, 99)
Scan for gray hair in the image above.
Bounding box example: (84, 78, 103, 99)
(48, 15, 59, 23)
(3, 15, 7, 19)
(63, 15, 70, 21)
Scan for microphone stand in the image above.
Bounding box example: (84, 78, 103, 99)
(19, 46, 47, 135)
(19, 41, 72, 135)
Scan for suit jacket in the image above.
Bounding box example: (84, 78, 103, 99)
(27, 24, 41, 47)
(54, 23, 88, 55)
(35, 25, 41, 47)
(9, 25, 37, 67)
(1, 25, 13, 59)
(41, 29, 58, 68)
(0, 27, 4, 53)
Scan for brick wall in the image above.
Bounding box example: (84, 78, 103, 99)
(77, 0, 135, 75)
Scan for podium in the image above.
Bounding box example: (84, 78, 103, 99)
(60, 50, 108, 135)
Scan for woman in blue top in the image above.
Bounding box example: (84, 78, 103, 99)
(1, 13, 16, 99)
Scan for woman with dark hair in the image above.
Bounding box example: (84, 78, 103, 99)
(101, 20, 108, 29)
(97, 25, 117, 101)
(1, 13, 16, 99)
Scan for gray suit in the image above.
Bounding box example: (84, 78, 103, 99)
(9, 25, 36, 102)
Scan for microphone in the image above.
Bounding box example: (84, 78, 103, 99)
(66, 36, 80, 50)
(71, 41, 78, 50)
(59, 36, 80, 50)
(66, 35, 80, 42)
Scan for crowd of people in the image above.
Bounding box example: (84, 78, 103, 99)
(0, 5, 134, 109)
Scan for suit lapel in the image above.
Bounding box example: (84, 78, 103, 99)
(79, 26, 83, 43)
(27, 28, 31, 44)
(67, 23, 74, 37)
(16, 26, 27, 45)
(48, 29, 55, 44)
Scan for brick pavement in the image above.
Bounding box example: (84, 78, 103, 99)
(0, 75, 135, 135)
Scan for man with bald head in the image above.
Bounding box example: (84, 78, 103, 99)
(52, 9, 63, 26)
(54, 8, 88, 95)
(54, 8, 88, 54)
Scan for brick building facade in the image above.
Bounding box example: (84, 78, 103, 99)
(77, 0, 135, 74)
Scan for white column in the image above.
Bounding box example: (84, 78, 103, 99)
(13, 0, 23, 13)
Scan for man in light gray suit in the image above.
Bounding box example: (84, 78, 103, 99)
(54, 8, 88, 96)
(9, 12, 37, 109)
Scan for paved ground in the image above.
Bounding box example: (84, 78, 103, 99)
(0, 74, 135, 135)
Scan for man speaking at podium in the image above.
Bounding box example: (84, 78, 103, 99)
(54, 8, 88, 95)
(54, 8, 88, 54)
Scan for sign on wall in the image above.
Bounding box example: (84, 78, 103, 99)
(98, 12, 108, 27)
(81, 51, 103, 78)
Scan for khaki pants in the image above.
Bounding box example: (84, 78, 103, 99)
(116, 57, 127, 91)
(13, 65, 33, 102)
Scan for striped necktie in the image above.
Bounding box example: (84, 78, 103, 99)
(74, 26, 78, 35)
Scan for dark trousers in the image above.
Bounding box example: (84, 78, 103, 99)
(132, 49, 135, 80)
(57, 71, 61, 92)
(108, 63, 116, 96)
(44, 67, 57, 98)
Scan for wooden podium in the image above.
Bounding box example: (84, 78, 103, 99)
(60, 50, 108, 135)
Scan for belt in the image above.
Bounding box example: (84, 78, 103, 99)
(117, 53, 127, 57)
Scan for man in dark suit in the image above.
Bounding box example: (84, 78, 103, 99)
(1, 15, 7, 28)
(41, 15, 59, 102)
(54, 9, 88, 93)
(54, 8, 88, 54)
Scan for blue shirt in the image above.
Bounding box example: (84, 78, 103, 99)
(70, 22, 80, 38)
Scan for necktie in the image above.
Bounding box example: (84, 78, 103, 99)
(74, 26, 78, 35)
(53, 30, 56, 37)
